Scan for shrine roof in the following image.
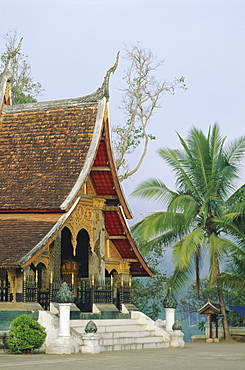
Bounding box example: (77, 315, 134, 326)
(197, 301, 220, 314)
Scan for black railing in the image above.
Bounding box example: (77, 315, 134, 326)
(76, 279, 91, 311)
(93, 284, 113, 304)
(0, 274, 132, 312)
(77, 279, 131, 312)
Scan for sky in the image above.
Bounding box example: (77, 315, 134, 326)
(1, 0, 245, 226)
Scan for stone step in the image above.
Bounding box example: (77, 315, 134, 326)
(72, 323, 149, 335)
(76, 328, 156, 339)
(70, 318, 139, 327)
(102, 330, 156, 339)
(71, 318, 149, 335)
(101, 341, 169, 351)
(100, 335, 164, 346)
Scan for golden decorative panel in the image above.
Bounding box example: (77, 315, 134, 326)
(65, 198, 105, 254)
(66, 200, 94, 253)
(61, 261, 79, 274)
(87, 177, 96, 195)
(106, 240, 122, 259)
(105, 261, 130, 274)
(93, 198, 106, 209)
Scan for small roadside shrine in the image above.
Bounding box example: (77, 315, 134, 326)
(197, 300, 222, 342)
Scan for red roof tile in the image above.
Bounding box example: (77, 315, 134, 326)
(0, 219, 56, 266)
(0, 103, 98, 210)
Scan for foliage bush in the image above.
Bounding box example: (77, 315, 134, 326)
(178, 278, 245, 327)
(131, 246, 169, 320)
(7, 314, 46, 353)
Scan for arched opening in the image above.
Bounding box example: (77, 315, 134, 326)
(76, 228, 90, 278)
(36, 262, 47, 289)
(105, 268, 118, 280)
(35, 262, 49, 309)
(61, 227, 73, 261)
(105, 268, 119, 306)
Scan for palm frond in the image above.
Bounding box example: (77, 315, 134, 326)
(131, 178, 177, 205)
(225, 136, 245, 167)
(168, 193, 198, 214)
(227, 183, 245, 205)
(172, 227, 205, 270)
(169, 262, 196, 292)
(131, 211, 189, 243)
(209, 124, 226, 177)
(186, 127, 210, 189)
(138, 231, 178, 256)
(219, 272, 245, 289)
(157, 147, 200, 198)
(208, 233, 227, 284)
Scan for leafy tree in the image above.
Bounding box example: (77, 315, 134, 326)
(178, 279, 245, 327)
(113, 43, 186, 182)
(219, 185, 245, 290)
(0, 30, 44, 104)
(131, 124, 245, 340)
(131, 246, 169, 320)
(8, 314, 46, 353)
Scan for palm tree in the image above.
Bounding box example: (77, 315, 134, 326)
(132, 124, 245, 340)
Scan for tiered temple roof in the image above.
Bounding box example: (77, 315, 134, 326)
(0, 48, 153, 276)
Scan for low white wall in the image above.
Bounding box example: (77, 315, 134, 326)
(38, 310, 59, 350)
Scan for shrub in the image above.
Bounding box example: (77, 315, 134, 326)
(8, 314, 46, 353)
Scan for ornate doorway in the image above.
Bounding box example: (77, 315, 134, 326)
(61, 227, 90, 298)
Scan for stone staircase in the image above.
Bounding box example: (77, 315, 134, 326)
(70, 310, 171, 351)
(0, 303, 184, 353)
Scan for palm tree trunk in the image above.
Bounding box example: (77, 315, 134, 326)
(195, 247, 200, 297)
(215, 259, 233, 341)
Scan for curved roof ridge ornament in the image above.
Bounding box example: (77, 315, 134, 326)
(101, 51, 120, 100)
(0, 38, 23, 108)
(80, 51, 120, 103)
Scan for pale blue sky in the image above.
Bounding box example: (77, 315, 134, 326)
(1, 0, 245, 222)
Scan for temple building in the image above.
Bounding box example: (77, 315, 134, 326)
(0, 44, 153, 313)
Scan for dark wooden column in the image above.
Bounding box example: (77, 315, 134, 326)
(215, 316, 219, 339)
(209, 314, 213, 339)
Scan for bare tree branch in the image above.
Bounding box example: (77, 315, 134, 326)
(113, 44, 186, 182)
